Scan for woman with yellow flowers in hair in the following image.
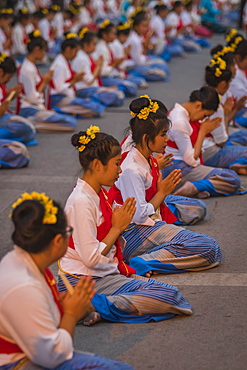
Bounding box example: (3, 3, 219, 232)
(109, 96, 222, 276)
(71, 27, 125, 107)
(0, 8, 14, 56)
(201, 55, 247, 175)
(50, 33, 105, 117)
(18, 30, 77, 132)
(225, 30, 247, 129)
(0, 191, 133, 369)
(58, 124, 193, 324)
(92, 19, 146, 97)
(163, 86, 246, 198)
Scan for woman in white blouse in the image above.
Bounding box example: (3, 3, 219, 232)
(0, 192, 132, 369)
(58, 125, 193, 323)
(111, 96, 222, 276)
(163, 86, 245, 197)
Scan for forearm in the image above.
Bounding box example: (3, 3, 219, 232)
(194, 130, 205, 159)
(101, 226, 121, 255)
(59, 313, 77, 338)
(149, 191, 167, 211)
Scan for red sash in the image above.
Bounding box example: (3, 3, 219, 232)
(90, 56, 103, 86)
(167, 120, 204, 164)
(108, 151, 178, 224)
(0, 268, 62, 355)
(0, 85, 7, 102)
(23, 28, 28, 45)
(177, 18, 183, 31)
(66, 60, 76, 91)
(68, 187, 136, 277)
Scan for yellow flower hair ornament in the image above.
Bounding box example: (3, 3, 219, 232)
(0, 8, 13, 14)
(118, 23, 130, 31)
(79, 27, 89, 39)
(99, 19, 111, 29)
(65, 32, 78, 39)
(52, 4, 61, 12)
(0, 52, 7, 63)
(10, 192, 58, 225)
(41, 8, 49, 15)
(209, 57, 226, 77)
(33, 29, 41, 38)
(20, 7, 29, 14)
(78, 125, 101, 152)
(130, 95, 159, 120)
(225, 28, 238, 43)
(129, 7, 143, 20)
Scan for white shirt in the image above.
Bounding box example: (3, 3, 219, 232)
(92, 39, 123, 77)
(79, 7, 93, 26)
(72, 49, 99, 89)
(38, 18, 51, 42)
(60, 179, 119, 277)
(0, 28, 10, 55)
(50, 54, 76, 97)
(0, 247, 73, 367)
(12, 23, 31, 55)
(202, 102, 228, 150)
(167, 103, 200, 167)
(19, 58, 45, 109)
(125, 30, 147, 65)
(115, 147, 162, 226)
(165, 11, 180, 38)
(109, 39, 134, 70)
(51, 12, 64, 39)
(230, 64, 247, 103)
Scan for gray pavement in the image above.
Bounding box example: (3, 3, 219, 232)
(1, 35, 247, 370)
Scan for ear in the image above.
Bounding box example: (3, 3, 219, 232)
(141, 133, 148, 147)
(92, 158, 103, 171)
(195, 101, 202, 110)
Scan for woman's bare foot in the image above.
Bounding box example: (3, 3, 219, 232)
(174, 181, 199, 196)
(82, 312, 101, 326)
(229, 164, 247, 175)
(196, 191, 210, 199)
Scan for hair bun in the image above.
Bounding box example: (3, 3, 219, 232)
(129, 96, 150, 114)
(12, 200, 44, 237)
(71, 132, 85, 148)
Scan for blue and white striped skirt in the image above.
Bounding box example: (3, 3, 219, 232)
(58, 272, 193, 323)
(203, 145, 247, 169)
(122, 221, 222, 276)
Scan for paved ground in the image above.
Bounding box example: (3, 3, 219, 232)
(1, 35, 247, 370)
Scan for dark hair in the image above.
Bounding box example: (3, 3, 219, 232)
(205, 64, 232, 87)
(184, 1, 193, 9)
(189, 86, 219, 111)
(79, 29, 96, 47)
(71, 131, 121, 171)
(117, 22, 131, 37)
(173, 1, 183, 10)
(27, 31, 48, 53)
(0, 56, 16, 74)
(131, 10, 148, 27)
(18, 8, 30, 21)
(210, 44, 235, 67)
(11, 199, 67, 254)
(0, 9, 14, 20)
(32, 10, 46, 21)
(154, 4, 168, 14)
(61, 37, 79, 51)
(129, 97, 170, 148)
(234, 39, 247, 60)
(97, 22, 115, 39)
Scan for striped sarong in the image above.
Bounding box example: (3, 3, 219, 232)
(58, 273, 193, 323)
(122, 221, 222, 276)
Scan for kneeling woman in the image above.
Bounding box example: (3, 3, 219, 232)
(18, 30, 77, 132)
(0, 192, 132, 369)
(110, 96, 222, 276)
(163, 86, 245, 197)
(58, 126, 193, 323)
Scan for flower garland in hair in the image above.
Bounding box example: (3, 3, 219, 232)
(27, 29, 41, 43)
(78, 125, 101, 152)
(20, 7, 29, 14)
(212, 45, 235, 59)
(41, 8, 49, 15)
(130, 95, 159, 120)
(118, 23, 130, 31)
(0, 52, 7, 63)
(79, 27, 89, 39)
(99, 19, 111, 29)
(65, 32, 78, 39)
(52, 4, 60, 12)
(0, 8, 13, 14)
(225, 29, 238, 43)
(10, 192, 58, 225)
(209, 57, 227, 77)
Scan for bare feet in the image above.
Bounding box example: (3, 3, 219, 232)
(174, 181, 199, 197)
(196, 191, 210, 199)
(82, 312, 101, 326)
(229, 164, 247, 175)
